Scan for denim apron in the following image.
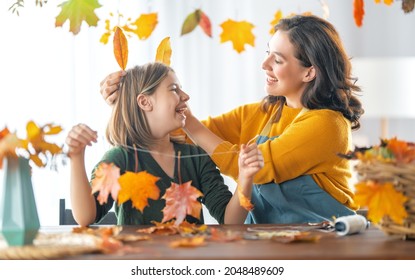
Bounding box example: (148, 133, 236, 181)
(245, 109, 355, 224)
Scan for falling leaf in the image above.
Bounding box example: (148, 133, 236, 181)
(91, 162, 121, 205)
(155, 37, 172, 66)
(237, 185, 254, 211)
(355, 181, 408, 225)
(113, 26, 128, 70)
(198, 11, 212, 37)
(130, 13, 158, 40)
(161, 181, 203, 225)
(181, 10, 200, 36)
(353, 0, 365, 27)
(55, 0, 102, 35)
(402, 0, 415, 13)
(219, 19, 255, 53)
(118, 171, 161, 212)
(269, 10, 283, 35)
(169, 236, 206, 248)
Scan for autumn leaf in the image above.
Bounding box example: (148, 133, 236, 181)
(181, 9, 212, 37)
(198, 11, 212, 37)
(55, 0, 102, 35)
(169, 236, 206, 248)
(237, 185, 254, 211)
(386, 138, 415, 164)
(155, 37, 172, 66)
(113, 26, 128, 70)
(220, 19, 255, 53)
(0, 128, 20, 169)
(402, 0, 415, 13)
(118, 171, 161, 212)
(130, 13, 158, 40)
(91, 162, 121, 205)
(21, 121, 63, 167)
(269, 10, 283, 35)
(353, 0, 365, 27)
(161, 181, 203, 225)
(355, 181, 408, 225)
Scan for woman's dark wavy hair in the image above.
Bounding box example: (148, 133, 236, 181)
(261, 15, 364, 130)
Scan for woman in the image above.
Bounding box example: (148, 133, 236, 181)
(67, 62, 263, 226)
(100, 15, 364, 224)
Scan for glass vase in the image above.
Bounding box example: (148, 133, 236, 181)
(0, 156, 40, 246)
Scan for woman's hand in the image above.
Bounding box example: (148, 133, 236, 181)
(238, 143, 264, 183)
(99, 70, 126, 105)
(66, 124, 98, 158)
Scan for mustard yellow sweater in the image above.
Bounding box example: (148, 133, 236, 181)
(202, 102, 357, 210)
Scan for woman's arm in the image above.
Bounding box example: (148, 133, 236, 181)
(66, 124, 98, 226)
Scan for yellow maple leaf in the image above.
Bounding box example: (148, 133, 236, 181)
(117, 171, 160, 212)
(269, 10, 283, 35)
(91, 162, 121, 205)
(219, 19, 255, 53)
(130, 13, 158, 40)
(55, 0, 101, 35)
(0, 128, 21, 169)
(355, 181, 408, 225)
(161, 181, 203, 225)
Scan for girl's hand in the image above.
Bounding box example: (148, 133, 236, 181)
(65, 124, 98, 158)
(99, 70, 126, 105)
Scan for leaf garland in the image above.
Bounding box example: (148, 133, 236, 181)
(219, 19, 255, 53)
(181, 9, 212, 37)
(113, 26, 128, 70)
(353, 0, 365, 27)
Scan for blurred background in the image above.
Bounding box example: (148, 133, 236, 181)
(1, 0, 414, 225)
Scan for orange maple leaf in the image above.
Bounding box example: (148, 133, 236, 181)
(219, 19, 255, 53)
(0, 128, 20, 169)
(353, 0, 365, 27)
(55, 0, 101, 35)
(269, 10, 283, 35)
(118, 171, 161, 212)
(169, 236, 206, 248)
(130, 13, 158, 40)
(355, 181, 408, 225)
(113, 26, 128, 70)
(91, 162, 121, 205)
(161, 181, 203, 225)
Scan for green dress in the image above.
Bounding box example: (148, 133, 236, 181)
(91, 143, 233, 225)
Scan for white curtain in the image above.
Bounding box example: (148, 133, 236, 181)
(1, 0, 414, 225)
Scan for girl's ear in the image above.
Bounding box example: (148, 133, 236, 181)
(303, 66, 316, 82)
(137, 94, 152, 111)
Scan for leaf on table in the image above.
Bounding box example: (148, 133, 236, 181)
(137, 220, 179, 235)
(210, 227, 242, 242)
(355, 181, 408, 225)
(178, 221, 208, 235)
(130, 13, 158, 40)
(271, 232, 321, 243)
(118, 171, 161, 212)
(113, 26, 128, 70)
(161, 181, 203, 225)
(220, 19, 255, 53)
(353, 0, 365, 27)
(155, 37, 172, 66)
(269, 9, 283, 35)
(169, 236, 206, 248)
(55, 0, 101, 35)
(237, 185, 254, 211)
(91, 162, 121, 205)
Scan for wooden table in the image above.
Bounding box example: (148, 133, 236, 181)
(39, 224, 415, 260)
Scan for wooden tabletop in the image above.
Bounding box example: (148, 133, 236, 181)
(44, 224, 415, 260)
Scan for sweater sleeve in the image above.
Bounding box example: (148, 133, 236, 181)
(194, 146, 233, 224)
